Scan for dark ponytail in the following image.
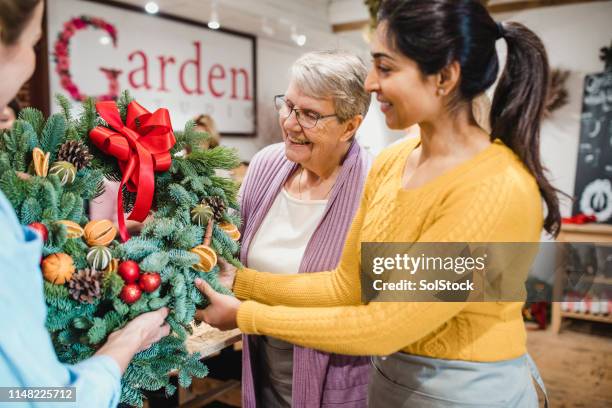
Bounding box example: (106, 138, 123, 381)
(379, 0, 560, 237)
(490, 22, 560, 236)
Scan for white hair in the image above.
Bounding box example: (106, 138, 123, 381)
(291, 50, 370, 122)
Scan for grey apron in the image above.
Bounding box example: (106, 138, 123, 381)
(368, 352, 549, 407)
(256, 336, 294, 408)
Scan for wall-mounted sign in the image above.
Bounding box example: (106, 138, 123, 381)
(47, 0, 257, 136)
(573, 71, 612, 224)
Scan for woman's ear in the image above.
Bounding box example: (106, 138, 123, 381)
(435, 61, 462, 96)
(341, 114, 364, 142)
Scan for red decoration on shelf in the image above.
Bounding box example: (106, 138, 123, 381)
(530, 302, 548, 330)
(90, 100, 175, 242)
(120, 283, 142, 304)
(561, 213, 597, 224)
(139, 272, 161, 293)
(28, 222, 48, 242)
(118, 260, 140, 283)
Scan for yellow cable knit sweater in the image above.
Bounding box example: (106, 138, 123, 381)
(234, 137, 543, 362)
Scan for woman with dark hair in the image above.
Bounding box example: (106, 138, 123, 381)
(197, 0, 557, 406)
(0, 2, 170, 406)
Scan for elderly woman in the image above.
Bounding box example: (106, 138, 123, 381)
(238, 50, 371, 407)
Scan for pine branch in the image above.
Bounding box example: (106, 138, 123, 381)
(18, 107, 45, 135)
(40, 114, 67, 161)
(116, 90, 133, 123)
(77, 98, 97, 140)
(55, 94, 73, 122)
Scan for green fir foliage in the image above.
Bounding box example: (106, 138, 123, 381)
(0, 92, 242, 407)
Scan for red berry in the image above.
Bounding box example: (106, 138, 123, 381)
(120, 283, 142, 304)
(138, 272, 161, 293)
(28, 222, 48, 242)
(118, 260, 140, 283)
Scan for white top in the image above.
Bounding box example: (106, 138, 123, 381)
(247, 188, 328, 274)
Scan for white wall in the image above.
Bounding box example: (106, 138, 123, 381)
(328, 0, 369, 25)
(220, 39, 302, 161)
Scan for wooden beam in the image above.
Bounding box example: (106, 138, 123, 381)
(487, 0, 610, 13)
(331, 0, 610, 32)
(332, 20, 368, 33)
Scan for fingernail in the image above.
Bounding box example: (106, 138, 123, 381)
(195, 278, 203, 285)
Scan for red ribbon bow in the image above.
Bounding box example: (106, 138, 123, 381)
(90, 101, 175, 242)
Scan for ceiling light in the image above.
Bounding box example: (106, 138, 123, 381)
(296, 34, 307, 46)
(208, 2, 220, 30)
(291, 25, 306, 47)
(144, 2, 159, 14)
(261, 17, 275, 36)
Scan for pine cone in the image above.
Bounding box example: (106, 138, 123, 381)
(204, 196, 226, 222)
(68, 268, 102, 304)
(57, 140, 93, 170)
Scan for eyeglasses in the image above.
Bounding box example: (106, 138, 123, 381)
(274, 95, 337, 129)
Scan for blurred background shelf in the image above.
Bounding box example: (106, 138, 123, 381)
(559, 311, 612, 324)
(553, 223, 612, 334)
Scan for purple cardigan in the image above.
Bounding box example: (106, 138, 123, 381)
(238, 140, 371, 407)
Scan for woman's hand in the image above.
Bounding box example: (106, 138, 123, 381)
(217, 257, 237, 291)
(122, 307, 171, 352)
(95, 307, 171, 373)
(125, 214, 153, 236)
(194, 278, 241, 331)
(125, 220, 145, 236)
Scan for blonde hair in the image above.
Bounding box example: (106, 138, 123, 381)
(194, 114, 220, 148)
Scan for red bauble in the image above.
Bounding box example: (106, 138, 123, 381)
(120, 283, 142, 304)
(28, 222, 48, 242)
(138, 272, 161, 293)
(118, 260, 140, 283)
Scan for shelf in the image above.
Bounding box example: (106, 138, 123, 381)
(560, 223, 612, 235)
(560, 311, 612, 324)
(592, 276, 612, 285)
(185, 323, 241, 358)
(553, 223, 612, 333)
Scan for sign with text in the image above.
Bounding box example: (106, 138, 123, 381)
(47, 0, 256, 135)
(573, 71, 612, 223)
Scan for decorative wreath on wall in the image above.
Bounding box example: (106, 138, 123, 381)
(53, 16, 121, 102)
(544, 68, 570, 118)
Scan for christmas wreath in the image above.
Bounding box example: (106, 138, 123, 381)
(0, 92, 242, 406)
